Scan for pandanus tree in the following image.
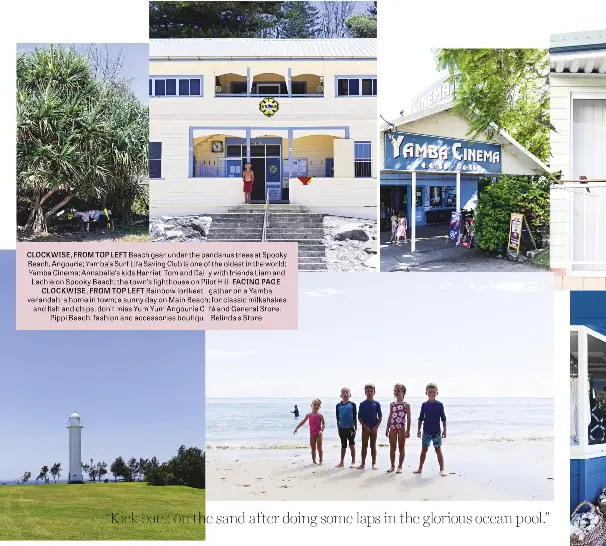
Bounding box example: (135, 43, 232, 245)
(16, 45, 148, 234)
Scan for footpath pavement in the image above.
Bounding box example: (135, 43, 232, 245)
(379, 229, 547, 273)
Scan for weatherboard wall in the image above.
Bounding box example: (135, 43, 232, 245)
(149, 58, 376, 214)
(549, 74, 606, 275)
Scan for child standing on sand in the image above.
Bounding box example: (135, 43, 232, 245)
(357, 384, 382, 470)
(336, 387, 357, 468)
(385, 383, 411, 474)
(293, 399, 325, 465)
(414, 383, 447, 477)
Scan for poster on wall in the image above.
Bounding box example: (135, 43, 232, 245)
(415, 187, 422, 206)
(430, 186, 442, 206)
(284, 158, 308, 177)
(445, 187, 456, 207)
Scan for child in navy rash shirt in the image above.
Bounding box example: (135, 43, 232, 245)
(414, 383, 447, 477)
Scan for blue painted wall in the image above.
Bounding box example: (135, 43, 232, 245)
(571, 292, 606, 336)
(571, 457, 606, 513)
(381, 173, 477, 226)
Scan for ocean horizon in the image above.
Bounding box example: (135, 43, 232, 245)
(206, 396, 553, 450)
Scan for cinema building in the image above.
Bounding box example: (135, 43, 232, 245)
(549, 30, 606, 282)
(380, 80, 548, 253)
(148, 38, 377, 219)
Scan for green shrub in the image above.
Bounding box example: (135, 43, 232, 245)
(474, 175, 549, 253)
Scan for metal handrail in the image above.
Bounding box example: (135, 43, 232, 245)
(261, 189, 270, 242)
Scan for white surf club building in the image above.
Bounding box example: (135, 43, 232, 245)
(550, 30, 606, 279)
(148, 38, 377, 219)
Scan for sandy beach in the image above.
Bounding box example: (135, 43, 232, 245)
(208, 441, 553, 501)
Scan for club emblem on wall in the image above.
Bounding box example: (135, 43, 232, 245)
(269, 164, 278, 175)
(259, 97, 279, 117)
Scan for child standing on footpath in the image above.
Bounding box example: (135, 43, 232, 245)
(357, 384, 383, 470)
(385, 383, 410, 474)
(414, 383, 447, 477)
(336, 387, 357, 468)
(293, 399, 325, 465)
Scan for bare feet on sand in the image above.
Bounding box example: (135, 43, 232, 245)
(440, 470, 447, 477)
(349, 463, 356, 469)
(372, 464, 378, 470)
(386, 467, 395, 473)
(336, 462, 344, 468)
(413, 468, 422, 474)
(356, 464, 365, 470)
(396, 467, 402, 474)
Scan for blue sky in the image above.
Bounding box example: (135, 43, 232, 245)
(0, 253, 204, 481)
(16, 43, 149, 104)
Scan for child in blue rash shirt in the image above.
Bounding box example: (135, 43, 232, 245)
(414, 383, 447, 477)
(357, 383, 383, 470)
(335, 387, 357, 468)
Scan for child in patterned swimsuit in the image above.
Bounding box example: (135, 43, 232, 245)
(294, 399, 326, 465)
(385, 383, 411, 474)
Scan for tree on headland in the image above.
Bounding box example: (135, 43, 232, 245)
(110, 456, 129, 482)
(50, 463, 62, 483)
(436, 48, 550, 163)
(82, 458, 100, 482)
(127, 458, 140, 482)
(96, 461, 108, 482)
(36, 466, 49, 484)
(144, 446, 205, 489)
(16, 471, 31, 485)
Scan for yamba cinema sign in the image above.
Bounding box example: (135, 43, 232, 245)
(385, 132, 502, 174)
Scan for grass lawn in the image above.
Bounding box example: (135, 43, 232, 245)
(0, 482, 205, 540)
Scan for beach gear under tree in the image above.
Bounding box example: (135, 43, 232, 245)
(16, 46, 148, 234)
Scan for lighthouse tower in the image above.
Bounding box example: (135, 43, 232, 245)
(67, 411, 84, 484)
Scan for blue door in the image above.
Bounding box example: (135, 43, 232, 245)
(325, 158, 334, 177)
(266, 157, 282, 201)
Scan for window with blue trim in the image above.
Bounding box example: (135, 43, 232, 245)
(149, 142, 162, 179)
(354, 141, 372, 177)
(150, 77, 203, 97)
(337, 77, 377, 97)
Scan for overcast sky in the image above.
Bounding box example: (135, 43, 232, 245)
(207, 273, 554, 400)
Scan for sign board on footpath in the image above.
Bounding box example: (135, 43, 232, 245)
(508, 213, 536, 255)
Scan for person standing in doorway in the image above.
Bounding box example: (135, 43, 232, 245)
(243, 163, 254, 204)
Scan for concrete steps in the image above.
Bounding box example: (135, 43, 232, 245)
(207, 204, 328, 271)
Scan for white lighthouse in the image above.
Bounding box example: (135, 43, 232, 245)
(67, 411, 84, 484)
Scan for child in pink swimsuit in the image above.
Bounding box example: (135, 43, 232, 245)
(294, 399, 326, 465)
(385, 383, 411, 474)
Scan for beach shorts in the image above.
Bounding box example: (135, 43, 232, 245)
(338, 427, 356, 448)
(422, 432, 442, 449)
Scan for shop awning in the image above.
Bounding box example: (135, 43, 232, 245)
(571, 292, 606, 337)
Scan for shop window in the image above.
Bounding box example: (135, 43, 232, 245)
(149, 142, 162, 179)
(337, 77, 377, 97)
(150, 77, 203, 97)
(354, 141, 372, 178)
